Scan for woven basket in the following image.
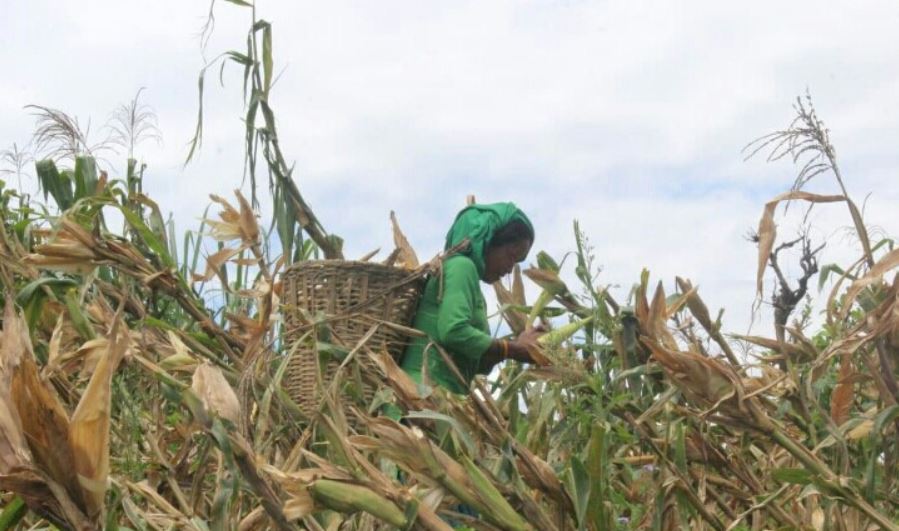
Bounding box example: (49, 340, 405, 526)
(282, 260, 424, 417)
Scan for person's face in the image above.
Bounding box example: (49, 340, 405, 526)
(483, 239, 531, 283)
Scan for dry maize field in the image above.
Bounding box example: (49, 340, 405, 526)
(1, 7, 899, 531)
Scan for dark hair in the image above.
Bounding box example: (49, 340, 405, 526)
(488, 219, 534, 249)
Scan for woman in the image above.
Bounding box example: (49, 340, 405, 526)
(401, 202, 544, 394)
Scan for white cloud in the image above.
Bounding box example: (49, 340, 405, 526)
(3, 0, 899, 337)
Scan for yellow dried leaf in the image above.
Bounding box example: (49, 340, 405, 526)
(755, 191, 844, 297)
(644, 340, 739, 414)
(42, 315, 66, 378)
(0, 400, 31, 472)
(204, 219, 243, 242)
(365, 350, 424, 404)
(847, 419, 873, 440)
(390, 211, 419, 269)
(206, 192, 260, 245)
(493, 281, 526, 335)
(812, 507, 825, 530)
(262, 466, 317, 520)
(191, 363, 241, 425)
(192, 247, 241, 283)
(7, 321, 84, 512)
(676, 277, 712, 331)
(511, 265, 525, 305)
(23, 254, 97, 275)
(839, 247, 899, 321)
(734, 334, 810, 362)
(235, 190, 260, 244)
(166, 331, 191, 359)
(59, 338, 110, 379)
(0, 303, 32, 473)
(831, 353, 854, 426)
(210, 194, 240, 223)
(69, 317, 129, 521)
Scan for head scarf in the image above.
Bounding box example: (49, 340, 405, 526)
(444, 202, 534, 280)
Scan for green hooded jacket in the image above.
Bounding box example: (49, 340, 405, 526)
(400, 203, 533, 394)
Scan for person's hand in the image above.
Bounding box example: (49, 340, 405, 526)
(509, 325, 550, 365)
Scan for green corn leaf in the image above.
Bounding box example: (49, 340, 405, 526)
(65, 287, 96, 340)
(73, 155, 98, 200)
(35, 159, 74, 210)
(818, 263, 848, 291)
(262, 23, 273, 95)
(15, 277, 77, 307)
(872, 405, 899, 442)
(225, 51, 252, 66)
(118, 204, 176, 269)
(586, 422, 608, 530)
(185, 68, 205, 164)
(772, 467, 812, 485)
(405, 409, 476, 455)
(166, 213, 178, 266)
(0, 496, 27, 529)
(564, 456, 591, 529)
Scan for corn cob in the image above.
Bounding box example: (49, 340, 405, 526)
(309, 480, 408, 527)
(537, 316, 594, 349)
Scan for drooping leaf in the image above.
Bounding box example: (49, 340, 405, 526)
(755, 191, 843, 297)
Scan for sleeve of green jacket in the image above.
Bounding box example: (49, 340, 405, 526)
(435, 257, 493, 360)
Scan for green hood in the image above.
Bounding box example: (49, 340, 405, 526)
(444, 202, 534, 280)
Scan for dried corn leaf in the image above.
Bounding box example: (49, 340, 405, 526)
(0, 304, 32, 473)
(192, 246, 241, 283)
(69, 338, 110, 379)
(676, 277, 712, 331)
(831, 353, 854, 426)
(390, 211, 419, 269)
(23, 254, 97, 275)
(493, 281, 527, 335)
(69, 316, 129, 520)
(734, 334, 810, 362)
(207, 194, 244, 242)
(838, 247, 899, 321)
(647, 282, 677, 350)
(235, 190, 260, 244)
(42, 314, 66, 378)
(512, 265, 525, 305)
(261, 466, 320, 519)
(664, 283, 695, 319)
(6, 302, 84, 511)
(0, 468, 92, 530)
(755, 191, 844, 297)
(191, 362, 241, 425)
(643, 339, 740, 415)
(365, 348, 425, 404)
(160, 331, 197, 372)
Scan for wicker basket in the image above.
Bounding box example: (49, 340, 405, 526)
(281, 260, 425, 417)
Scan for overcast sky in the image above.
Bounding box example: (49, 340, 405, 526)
(3, 1, 899, 336)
